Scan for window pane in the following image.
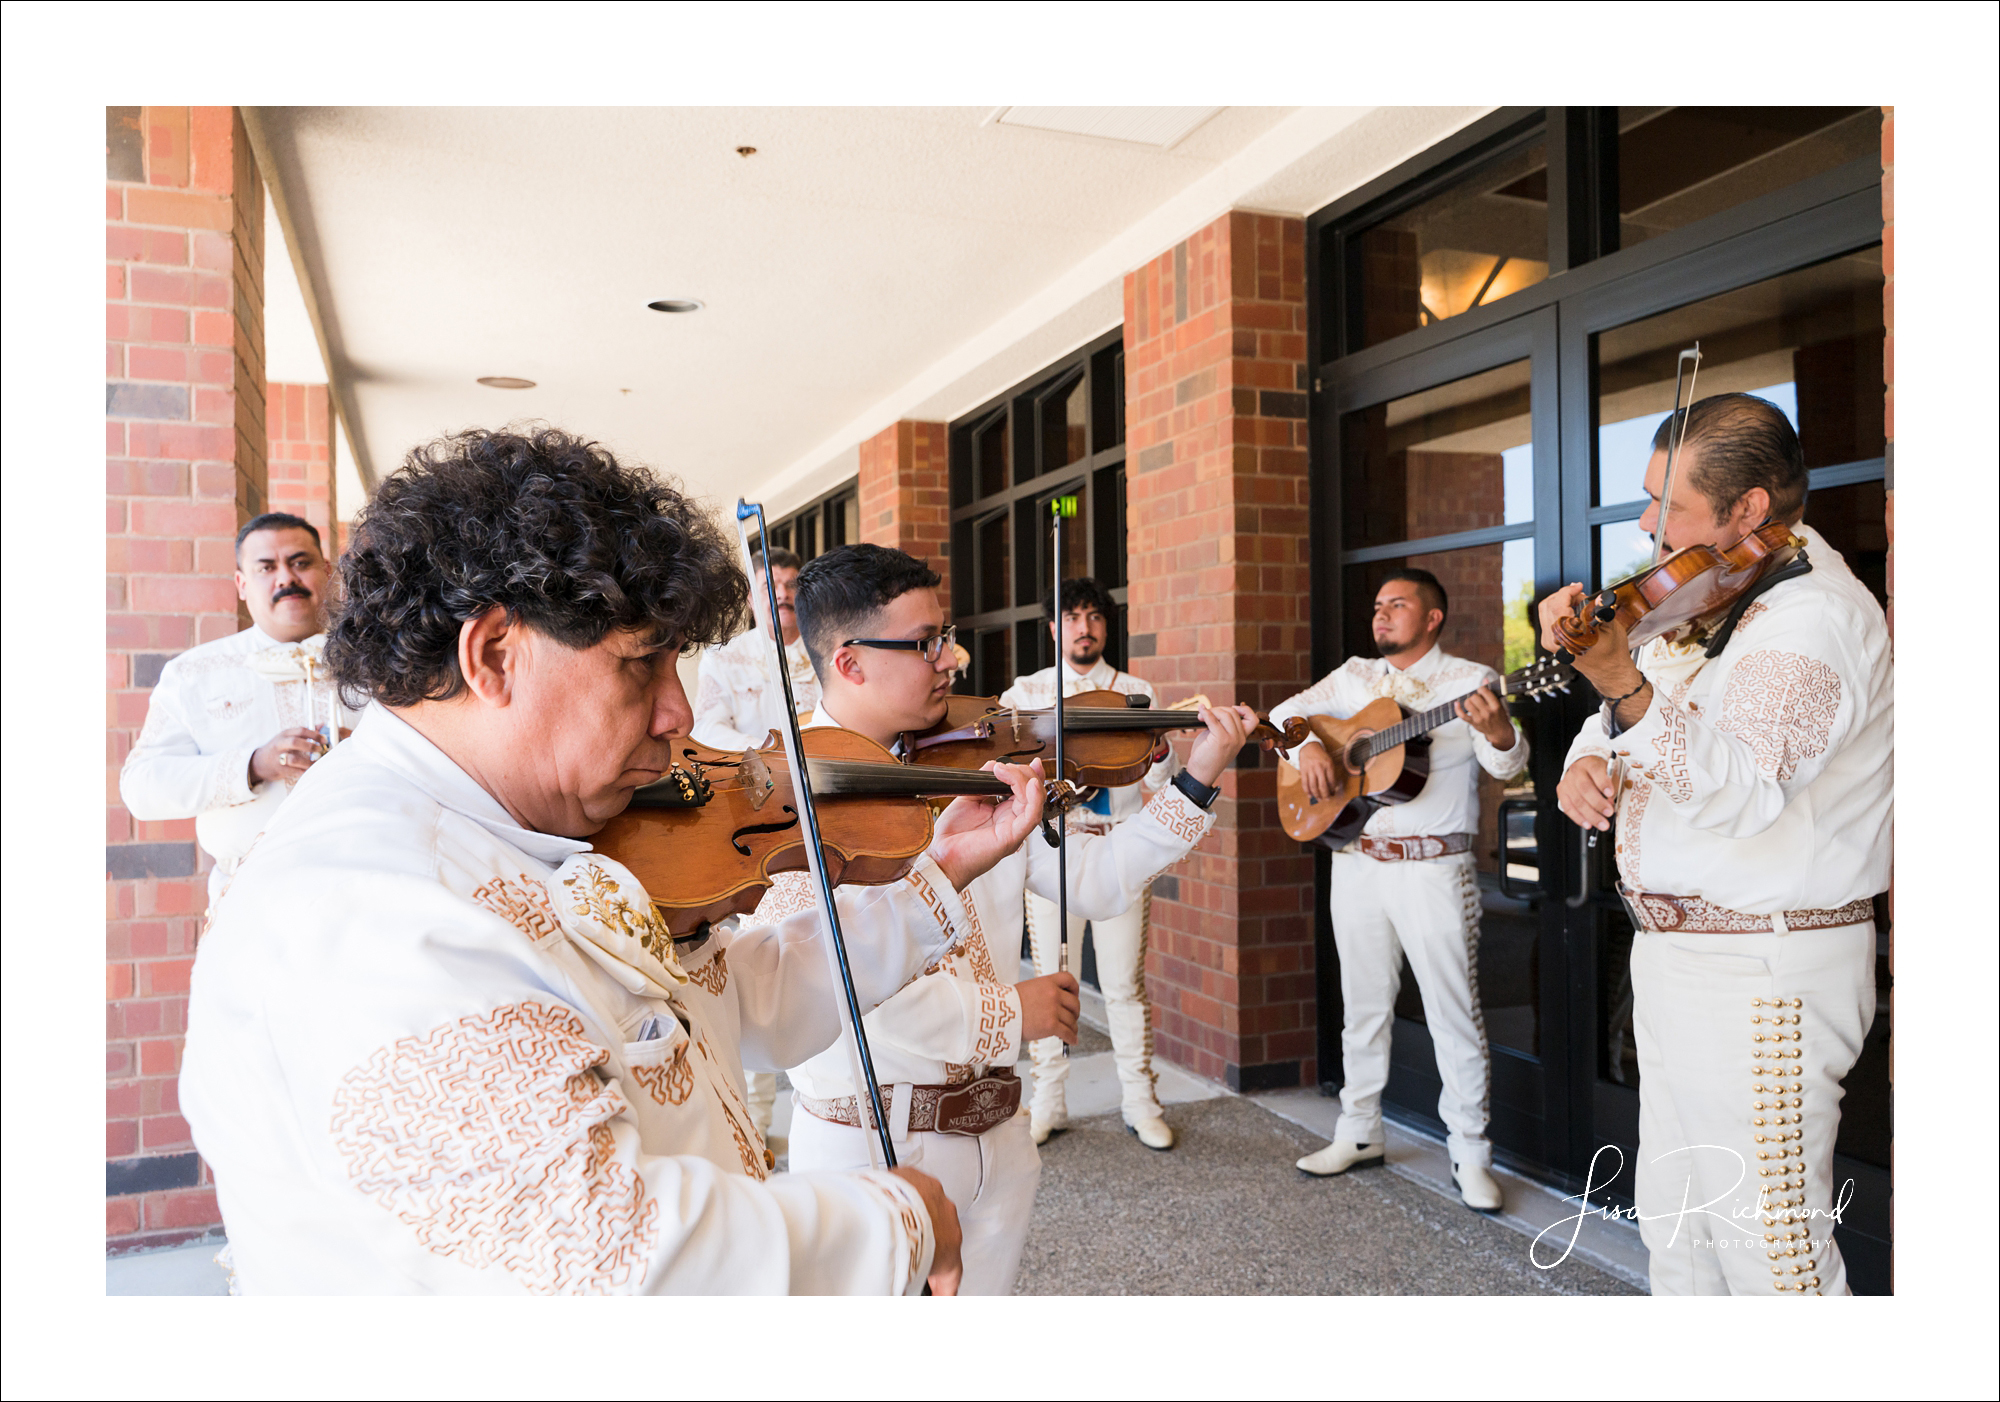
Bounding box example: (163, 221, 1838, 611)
(1803, 478, 1888, 610)
(1041, 374, 1087, 474)
(1594, 248, 1885, 506)
(1340, 358, 1533, 551)
(1093, 345, 1126, 452)
(1341, 536, 1542, 1056)
(975, 627, 1010, 698)
(976, 416, 1009, 498)
(1594, 518, 1654, 591)
(795, 513, 817, 562)
(1353, 135, 1550, 350)
(833, 493, 858, 549)
(1617, 107, 1880, 248)
(1093, 464, 1128, 589)
(976, 512, 1009, 614)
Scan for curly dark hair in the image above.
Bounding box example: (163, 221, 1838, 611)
(325, 426, 748, 708)
(1042, 576, 1117, 622)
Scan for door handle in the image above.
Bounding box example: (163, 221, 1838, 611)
(1495, 796, 1542, 901)
(1567, 822, 1604, 909)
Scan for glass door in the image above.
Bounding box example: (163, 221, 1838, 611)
(1315, 307, 1569, 1171)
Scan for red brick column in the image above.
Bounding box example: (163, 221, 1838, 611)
(858, 420, 951, 613)
(106, 105, 265, 1250)
(1123, 211, 1315, 1089)
(267, 381, 337, 548)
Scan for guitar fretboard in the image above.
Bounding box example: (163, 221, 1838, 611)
(1356, 682, 1510, 763)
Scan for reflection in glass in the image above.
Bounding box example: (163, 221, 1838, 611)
(1041, 375, 1088, 475)
(1616, 107, 1880, 248)
(834, 494, 859, 550)
(1352, 137, 1550, 349)
(976, 416, 1009, 497)
(1600, 917, 1641, 1088)
(1594, 249, 1885, 506)
(1341, 359, 1534, 550)
(1342, 538, 1541, 1057)
(976, 512, 1008, 614)
(1805, 479, 1889, 609)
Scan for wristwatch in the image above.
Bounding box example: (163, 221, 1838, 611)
(1171, 769, 1220, 811)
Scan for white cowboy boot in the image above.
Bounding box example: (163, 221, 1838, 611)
(1126, 1112, 1175, 1150)
(1295, 1139, 1386, 1176)
(1453, 1160, 1503, 1212)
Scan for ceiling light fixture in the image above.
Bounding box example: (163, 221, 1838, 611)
(648, 299, 705, 314)
(477, 376, 536, 389)
(735, 146, 757, 157)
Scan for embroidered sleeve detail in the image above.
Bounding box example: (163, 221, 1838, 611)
(1716, 648, 1843, 782)
(1613, 775, 1652, 889)
(328, 1000, 660, 1295)
(470, 875, 564, 942)
(692, 1032, 769, 1180)
(1641, 696, 1696, 804)
(1143, 786, 1209, 846)
(856, 1170, 931, 1293)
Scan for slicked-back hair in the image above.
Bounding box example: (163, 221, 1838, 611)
(1381, 567, 1448, 624)
(1043, 576, 1117, 622)
(754, 545, 801, 575)
(235, 511, 321, 558)
(1650, 393, 1808, 523)
(324, 426, 747, 708)
(794, 543, 940, 677)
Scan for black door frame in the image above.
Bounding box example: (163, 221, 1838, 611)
(1306, 114, 1889, 1238)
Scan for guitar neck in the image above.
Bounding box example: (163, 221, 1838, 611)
(1359, 682, 1507, 760)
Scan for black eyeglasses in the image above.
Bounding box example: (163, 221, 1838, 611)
(841, 624, 957, 664)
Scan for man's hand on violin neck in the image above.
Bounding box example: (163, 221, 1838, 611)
(1538, 585, 1645, 695)
(1184, 702, 1261, 786)
(889, 1166, 962, 1297)
(929, 759, 1045, 891)
(1019, 971, 1081, 1045)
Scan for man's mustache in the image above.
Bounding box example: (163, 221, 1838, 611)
(272, 584, 314, 603)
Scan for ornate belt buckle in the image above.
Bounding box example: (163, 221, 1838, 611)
(932, 1074, 1020, 1137)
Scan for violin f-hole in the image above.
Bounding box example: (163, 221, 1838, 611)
(730, 806, 800, 856)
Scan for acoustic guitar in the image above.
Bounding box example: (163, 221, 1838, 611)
(1275, 656, 1573, 848)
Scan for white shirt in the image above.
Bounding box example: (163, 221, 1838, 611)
(119, 626, 351, 869)
(999, 656, 1181, 828)
(778, 700, 1216, 1101)
(1562, 526, 1892, 916)
(181, 705, 955, 1295)
(691, 628, 822, 752)
(1269, 643, 1530, 838)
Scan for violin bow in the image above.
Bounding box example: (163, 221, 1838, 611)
(1050, 495, 1077, 1039)
(734, 501, 902, 1179)
(1651, 343, 1702, 567)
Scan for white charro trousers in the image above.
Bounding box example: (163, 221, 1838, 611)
(1024, 888, 1163, 1123)
(787, 1109, 1041, 1296)
(744, 1071, 777, 1139)
(1327, 849, 1492, 1169)
(1629, 921, 1874, 1296)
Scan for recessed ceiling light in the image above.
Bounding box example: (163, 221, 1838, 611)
(648, 299, 705, 314)
(477, 376, 536, 389)
(735, 146, 757, 158)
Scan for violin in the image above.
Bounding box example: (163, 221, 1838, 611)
(592, 729, 1080, 935)
(899, 689, 1308, 789)
(1552, 518, 1806, 655)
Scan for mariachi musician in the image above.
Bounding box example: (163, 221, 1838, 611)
(1540, 393, 1891, 1296)
(1274, 567, 1526, 1212)
(177, 427, 1055, 1295)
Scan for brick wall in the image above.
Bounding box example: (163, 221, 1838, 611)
(106, 106, 265, 1250)
(267, 381, 337, 547)
(859, 420, 952, 611)
(1123, 211, 1316, 1089)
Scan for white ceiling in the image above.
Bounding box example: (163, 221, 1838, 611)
(250, 105, 1487, 516)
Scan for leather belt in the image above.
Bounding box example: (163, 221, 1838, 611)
(1622, 887, 1875, 935)
(1350, 832, 1472, 862)
(799, 1068, 1021, 1138)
